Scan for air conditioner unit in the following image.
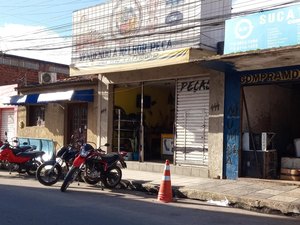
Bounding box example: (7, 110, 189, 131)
(39, 72, 57, 84)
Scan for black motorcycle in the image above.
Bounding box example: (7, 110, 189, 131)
(36, 143, 79, 186)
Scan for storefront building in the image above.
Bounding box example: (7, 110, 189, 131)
(219, 3, 300, 180)
(0, 54, 69, 148)
(5, 78, 99, 157)
(70, 0, 231, 178)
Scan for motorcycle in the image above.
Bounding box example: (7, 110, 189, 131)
(36, 142, 79, 186)
(0, 138, 45, 176)
(60, 143, 127, 192)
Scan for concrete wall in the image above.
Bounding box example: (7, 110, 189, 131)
(97, 75, 110, 149)
(242, 85, 293, 155)
(242, 85, 292, 133)
(102, 63, 213, 84)
(17, 103, 65, 149)
(87, 91, 99, 148)
(208, 71, 225, 179)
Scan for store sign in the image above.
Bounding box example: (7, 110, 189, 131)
(72, 0, 201, 69)
(70, 48, 191, 75)
(224, 4, 300, 54)
(178, 79, 209, 92)
(241, 68, 300, 85)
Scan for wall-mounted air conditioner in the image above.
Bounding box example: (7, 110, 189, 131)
(38, 72, 57, 84)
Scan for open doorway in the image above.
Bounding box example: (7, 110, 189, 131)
(113, 81, 175, 162)
(143, 81, 175, 161)
(241, 83, 300, 180)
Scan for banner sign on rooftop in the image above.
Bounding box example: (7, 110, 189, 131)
(71, 0, 201, 71)
(224, 4, 300, 54)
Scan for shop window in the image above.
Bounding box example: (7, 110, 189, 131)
(28, 105, 46, 127)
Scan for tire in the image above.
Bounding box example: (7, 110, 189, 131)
(26, 160, 41, 176)
(60, 167, 79, 192)
(36, 162, 62, 186)
(80, 168, 101, 185)
(102, 166, 122, 189)
(82, 173, 101, 185)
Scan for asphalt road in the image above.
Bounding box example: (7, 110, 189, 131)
(0, 171, 299, 225)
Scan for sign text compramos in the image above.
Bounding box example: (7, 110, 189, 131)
(241, 69, 300, 85)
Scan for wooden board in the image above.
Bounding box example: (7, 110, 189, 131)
(280, 168, 300, 181)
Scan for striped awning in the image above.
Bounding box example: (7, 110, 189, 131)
(2, 89, 94, 105)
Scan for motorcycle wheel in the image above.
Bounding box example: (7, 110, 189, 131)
(102, 166, 122, 189)
(26, 160, 41, 176)
(82, 173, 101, 185)
(60, 167, 79, 192)
(36, 162, 62, 186)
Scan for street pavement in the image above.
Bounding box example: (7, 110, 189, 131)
(0, 167, 299, 217)
(121, 169, 300, 217)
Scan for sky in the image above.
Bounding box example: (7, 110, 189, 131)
(0, 0, 106, 65)
(0, 0, 296, 65)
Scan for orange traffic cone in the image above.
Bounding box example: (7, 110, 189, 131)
(157, 159, 172, 203)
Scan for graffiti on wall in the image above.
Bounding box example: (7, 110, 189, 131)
(178, 79, 209, 92)
(210, 102, 220, 112)
(225, 103, 240, 166)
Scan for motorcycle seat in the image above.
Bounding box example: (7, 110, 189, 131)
(100, 153, 119, 163)
(12, 146, 34, 155)
(20, 146, 32, 151)
(17, 150, 45, 158)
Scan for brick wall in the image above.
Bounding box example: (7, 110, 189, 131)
(0, 55, 69, 86)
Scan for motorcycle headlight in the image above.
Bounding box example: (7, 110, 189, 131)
(80, 149, 90, 157)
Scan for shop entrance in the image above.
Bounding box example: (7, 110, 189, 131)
(113, 81, 175, 162)
(241, 83, 300, 180)
(66, 103, 88, 148)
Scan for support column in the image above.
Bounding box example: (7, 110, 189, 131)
(223, 70, 241, 179)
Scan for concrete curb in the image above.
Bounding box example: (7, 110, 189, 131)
(120, 179, 300, 217)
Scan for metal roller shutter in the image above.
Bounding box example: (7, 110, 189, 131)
(175, 77, 209, 166)
(1, 109, 15, 144)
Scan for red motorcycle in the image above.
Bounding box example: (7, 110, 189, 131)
(0, 140, 45, 175)
(60, 143, 127, 192)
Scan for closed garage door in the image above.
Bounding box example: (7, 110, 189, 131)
(175, 77, 209, 166)
(1, 109, 15, 144)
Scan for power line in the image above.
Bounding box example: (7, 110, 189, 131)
(1, 0, 299, 59)
(0, 0, 291, 42)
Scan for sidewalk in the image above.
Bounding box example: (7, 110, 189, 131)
(121, 168, 300, 216)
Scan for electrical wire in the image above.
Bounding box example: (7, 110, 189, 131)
(1, 0, 300, 60)
(2, 0, 298, 41)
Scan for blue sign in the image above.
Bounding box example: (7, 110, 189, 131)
(224, 4, 300, 54)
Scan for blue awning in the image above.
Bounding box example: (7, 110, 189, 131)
(2, 89, 94, 105)
(2, 94, 39, 105)
(37, 89, 94, 103)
